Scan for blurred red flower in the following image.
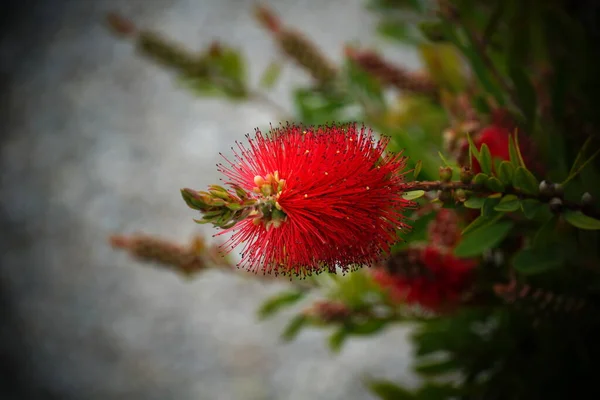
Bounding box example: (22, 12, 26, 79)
(217, 123, 412, 277)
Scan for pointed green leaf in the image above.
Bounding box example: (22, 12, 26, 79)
(473, 173, 488, 186)
(367, 380, 415, 400)
(494, 195, 521, 212)
(328, 328, 349, 353)
(464, 196, 486, 209)
(281, 314, 309, 342)
(498, 161, 515, 185)
(482, 197, 501, 217)
(513, 247, 564, 275)
(479, 143, 493, 175)
(258, 291, 305, 320)
(437, 151, 452, 167)
(563, 136, 600, 186)
(520, 199, 542, 219)
(508, 133, 520, 167)
(513, 130, 528, 168)
(466, 133, 480, 165)
(513, 167, 539, 195)
(259, 61, 283, 89)
(563, 210, 600, 230)
(413, 160, 423, 179)
(403, 190, 426, 201)
(414, 358, 458, 376)
(461, 212, 502, 235)
(485, 176, 505, 192)
(454, 221, 514, 257)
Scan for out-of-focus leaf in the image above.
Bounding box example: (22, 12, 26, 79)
(419, 21, 448, 42)
(454, 221, 514, 257)
(513, 246, 564, 275)
(328, 328, 349, 353)
(508, 133, 521, 167)
(563, 136, 600, 186)
(414, 358, 458, 376)
(367, 379, 415, 400)
(461, 212, 502, 235)
(479, 143, 493, 175)
(563, 211, 600, 230)
(464, 196, 486, 209)
(281, 314, 309, 342)
(419, 43, 467, 92)
(345, 60, 386, 112)
(508, 66, 537, 132)
(403, 190, 426, 201)
(494, 194, 520, 212)
(498, 161, 515, 185)
(413, 160, 423, 179)
(258, 290, 305, 320)
(377, 21, 422, 45)
(485, 176, 505, 193)
(259, 61, 283, 89)
(513, 167, 539, 195)
(520, 199, 542, 219)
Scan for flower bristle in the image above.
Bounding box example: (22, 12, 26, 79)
(215, 123, 412, 277)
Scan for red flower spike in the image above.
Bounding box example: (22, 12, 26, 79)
(216, 123, 412, 277)
(374, 246, 476, 312)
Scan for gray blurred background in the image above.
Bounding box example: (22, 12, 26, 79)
(0, 0, 423, 399)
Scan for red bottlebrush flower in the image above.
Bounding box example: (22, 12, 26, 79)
(374, 245, 476, 311)
(470, 125, 511, 174)
(216, 123, 412, 277)
(427, 209, 461, 249)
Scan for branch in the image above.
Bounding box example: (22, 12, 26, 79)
(404, 180, 600, 220)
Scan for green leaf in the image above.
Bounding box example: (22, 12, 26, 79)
(413, 160, 423, 179)
(419, 43, 467, 92)
(464, 196, 486, 209)
(454, 221, 514, 257)
(508, 133, 521, 167)
(479, 143, 493, 175)
(473, 173, 488, 186)
(258, 291, 305, 320)
(419, 21, 447, 42)
(461, 212, 502, 235)
(513, 247, 564, 275)
(348, 319, 388, 336)
(563, 211, 600, 230)
(259, 61, 282, 89)
(508, 66, 537, 132)
(466, 133, 481, 164)
(512, 167, 539, 195)
(513, 131, 528, 168)
(494, 195, 520, 212)
(328, 328, 348, 353)
(485, 177, 505, 193)
(482, 197, 501, 217)
(281, 314, 309, 342)
(414, 358, 458, 376)
(520, 199, 542, 219)
(367, 380, 415, 400)
(437, 151, 452, 168)
(533, 215, 558, 246)
(377, 21, 421, 45)
(403, 190, 426, 201)
(498, 161, 515, 185)
(563, 136, 600, 186)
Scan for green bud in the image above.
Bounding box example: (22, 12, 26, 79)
(459, 166, 473, 184)
(225, 202, 243, 211)
(181, 188, 211, 210)
(454, 188, 467, 202)
(439, 166, 453, 182)
(231, 184, 249, 200)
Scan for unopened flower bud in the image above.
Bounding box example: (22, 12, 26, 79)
(460, 166, 473, 184)
(549, 197, 563, 213)
(439, 166, 453, 182)
(552, 183, 564, 197)
(454, 188, 467, 202)
(539, 180, 552, 196)
(582, 192, 593, 205)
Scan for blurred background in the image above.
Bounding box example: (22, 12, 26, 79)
(0, 0, 423, 398)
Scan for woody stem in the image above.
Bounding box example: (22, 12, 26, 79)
(404, 181, 600, 220)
